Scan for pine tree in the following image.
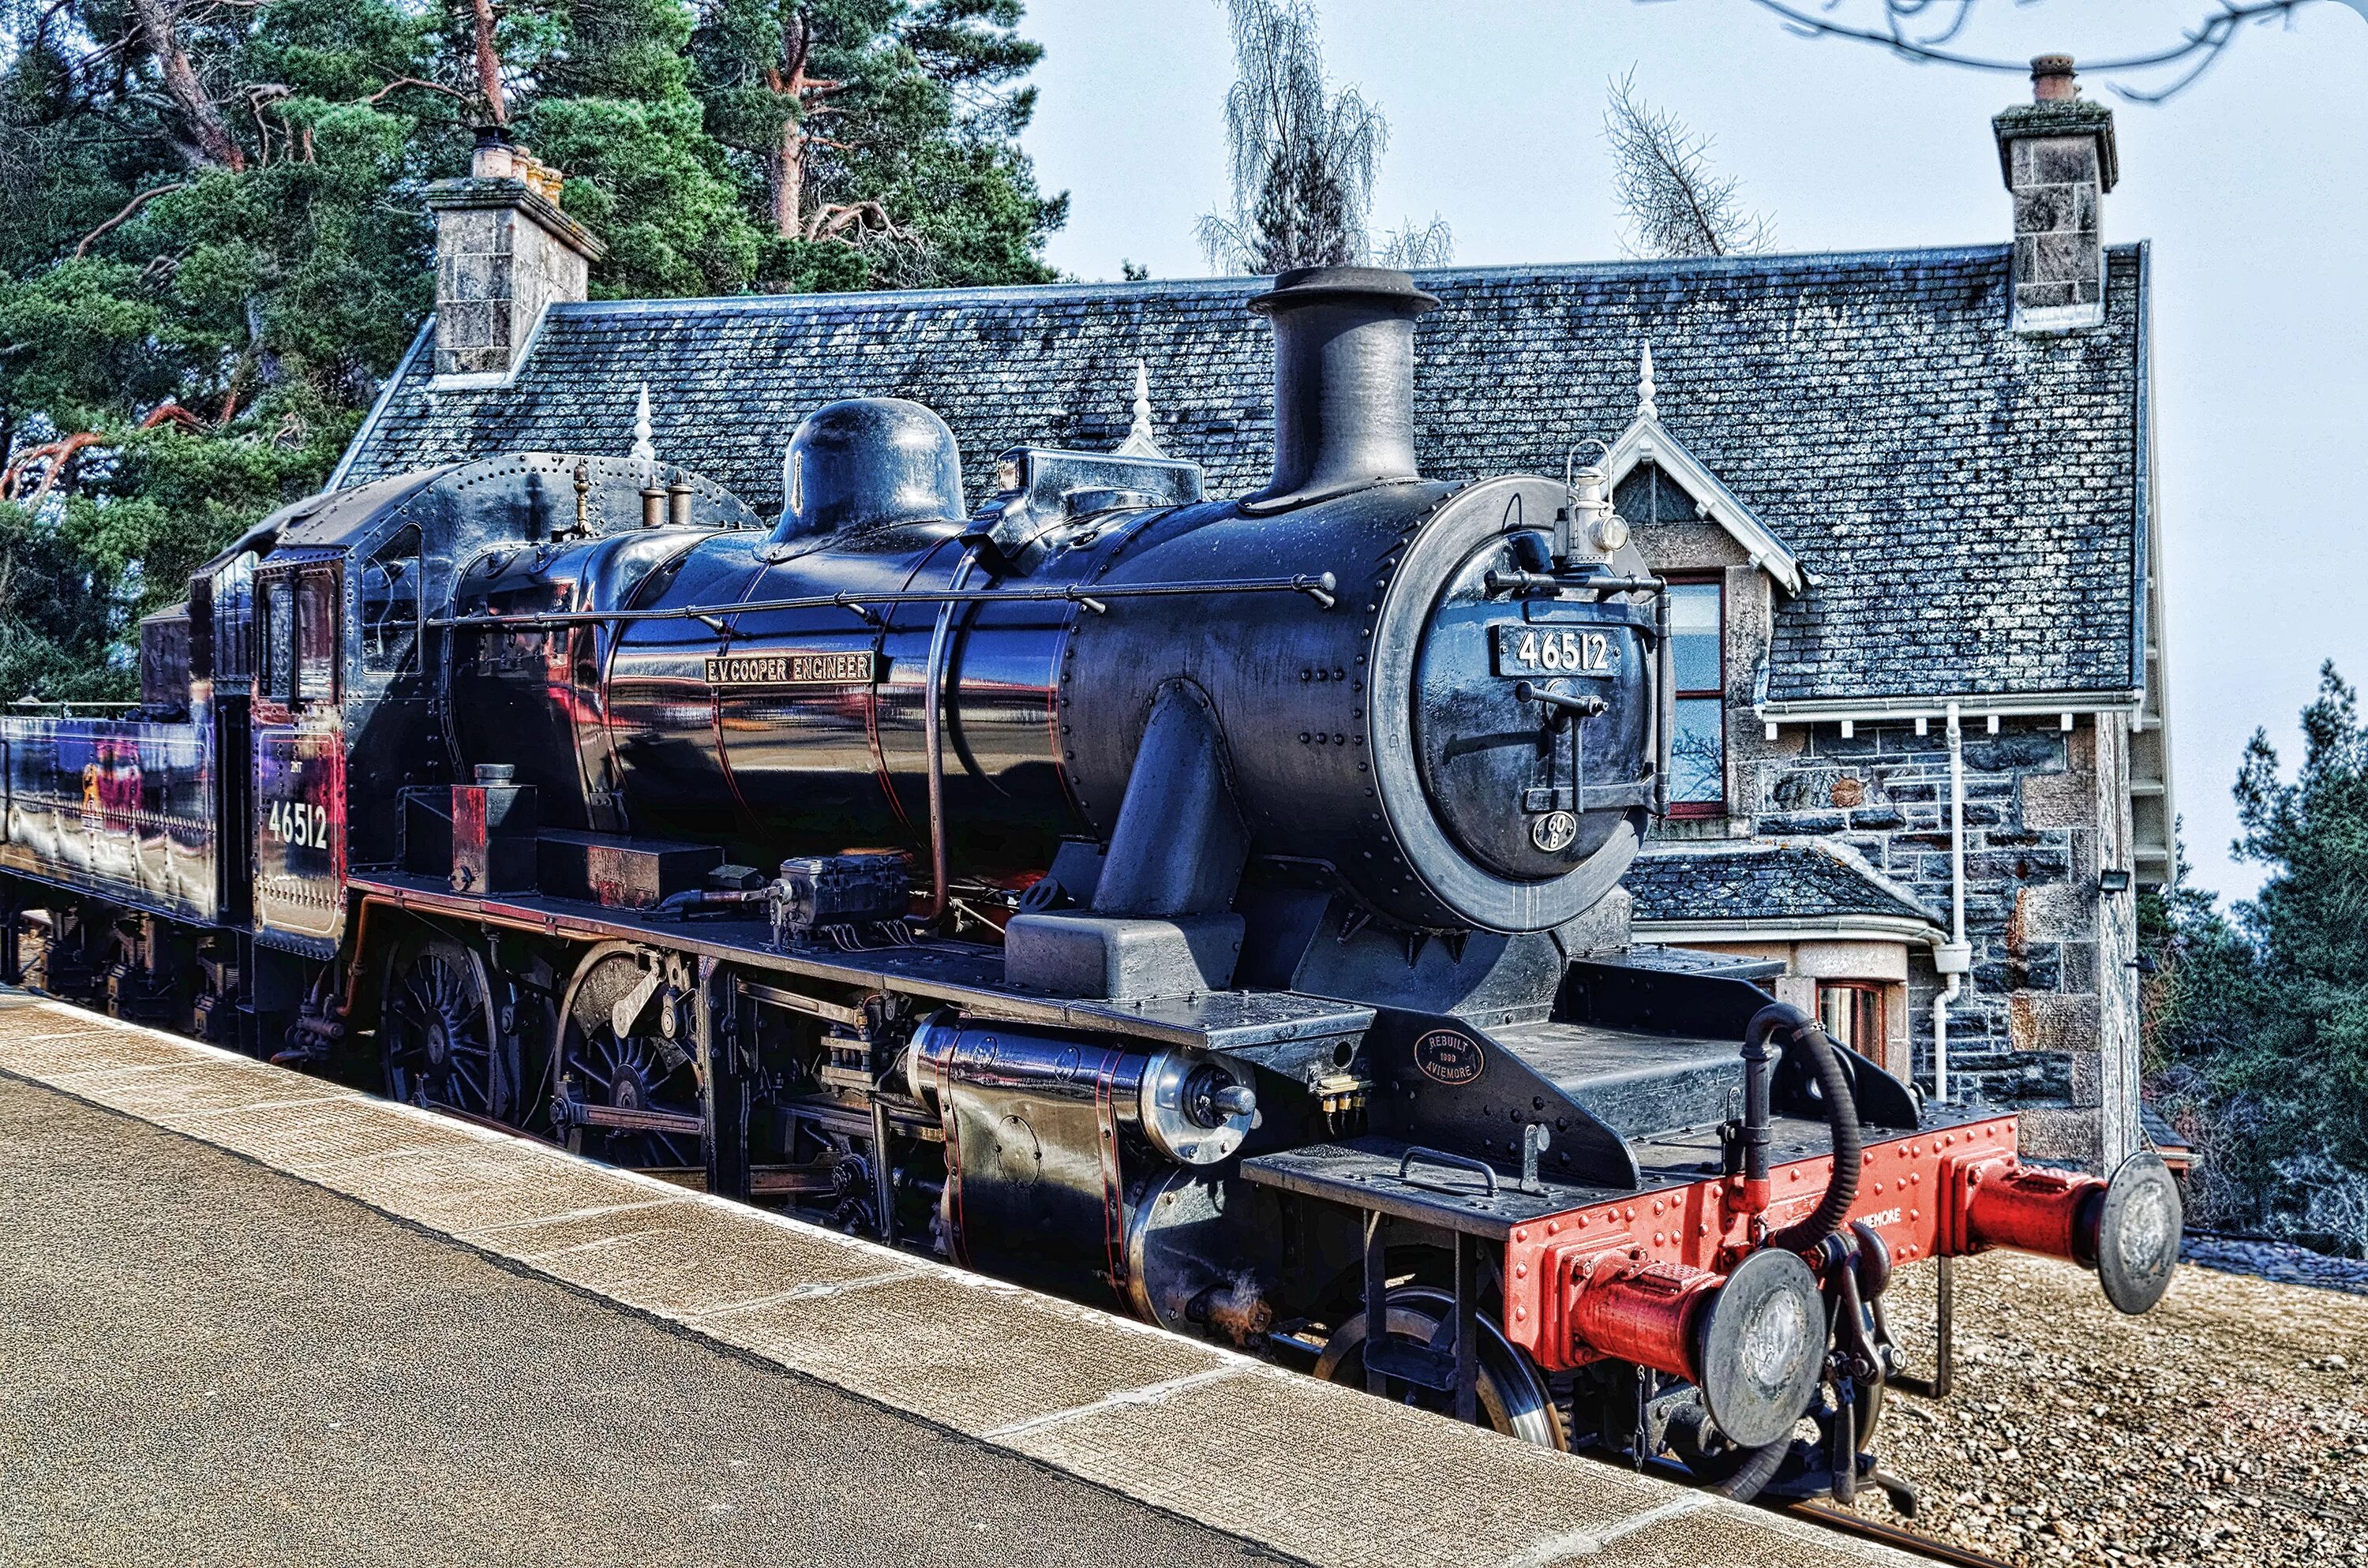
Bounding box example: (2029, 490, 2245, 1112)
(2143, 663, 2368, 1253)
(688, 0, 1063, 290)
(0, 0, 1063, 697)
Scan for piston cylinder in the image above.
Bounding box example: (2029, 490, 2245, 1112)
(904, 1015, 1257, 1305)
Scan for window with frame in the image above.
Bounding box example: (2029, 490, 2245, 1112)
(1666, 578, 1725, 814)
(1818, 982, 1886, 1059)
(259, 574, 295, 705)
(257, 567, 339, 705)
(295, 568, 338, 702)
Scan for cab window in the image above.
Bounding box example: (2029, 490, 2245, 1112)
(260, 576, 295, 705)
(258, 566, 339, 705)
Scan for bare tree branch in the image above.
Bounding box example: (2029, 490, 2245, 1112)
(72, 181, 189, 259)
(1602, 70, 1772, 260)
(123, 0, 245, 168)
(800, 198, 920, 249)
(1733, 0, 2351, 103)
(363, 77, 471, 107)
(1375, 215, 1454, 268)
(1197, 0, 1389, 273)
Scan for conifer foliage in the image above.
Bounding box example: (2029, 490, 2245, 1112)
(2145, 662, 2368, 1254)
(0, 0, 1062, 697)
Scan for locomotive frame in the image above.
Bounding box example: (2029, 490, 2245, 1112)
(0, 266, 2183, 1513)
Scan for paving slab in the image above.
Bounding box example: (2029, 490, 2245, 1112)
(0, 995, 1915, 1567)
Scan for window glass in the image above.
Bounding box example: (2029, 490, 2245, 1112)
(1666, 578, 1725, 810)
(360, 526, 422, 675)
(1671, 697, 1725, 804)
(296, 568, 337, 702)
(260, 577, 295, 704)
(1668, 582, 1722, 694)
(1819, 983, 1885, 1057)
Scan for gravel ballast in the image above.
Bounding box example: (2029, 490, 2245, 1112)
(1856, 1252, 2368, 1566)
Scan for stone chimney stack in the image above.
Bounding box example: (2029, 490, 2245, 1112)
(1993, 55, 2119, 334)
(423, 126, 607, 381)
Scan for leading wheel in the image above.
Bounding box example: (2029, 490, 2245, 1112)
(383, 934, 522, 1124)
(1313, 1286, 1568, 1449)
(553, 944, 704, 1169)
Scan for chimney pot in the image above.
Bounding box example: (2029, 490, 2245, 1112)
(2030, 54, 2079, 102)
(470, 122, 517, 179)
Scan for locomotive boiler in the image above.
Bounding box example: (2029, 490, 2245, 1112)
(0, 265, 2184, 1511)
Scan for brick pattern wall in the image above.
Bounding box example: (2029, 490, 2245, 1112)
(1740, 718, 2124, 1164)
(2006, 136, 2104, 320)
(432, 193, 590, 378)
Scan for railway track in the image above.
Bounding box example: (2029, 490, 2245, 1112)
(1782, 1501, 2014, 1567)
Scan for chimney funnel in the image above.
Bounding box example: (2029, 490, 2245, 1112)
(1245, 266, 1439, 511)
(2030, 54, 2078, 102)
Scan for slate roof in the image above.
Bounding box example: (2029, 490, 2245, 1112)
(1625, 841, 1944, 930)
(335, 244, 2149, 705)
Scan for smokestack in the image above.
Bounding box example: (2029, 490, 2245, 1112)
(1245, 266, 1439, 511)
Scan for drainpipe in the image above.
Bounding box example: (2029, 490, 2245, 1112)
(1931, 701, 1974, 1102)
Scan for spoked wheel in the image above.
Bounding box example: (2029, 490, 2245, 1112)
(553, 944, 704, 1169)
(383, 934, 521, 1125)
(1314, 1286, 1568, 1449)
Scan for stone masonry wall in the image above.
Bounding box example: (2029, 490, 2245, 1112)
(433, 194, 590, 378)
(1742, 717, 2125, 1166)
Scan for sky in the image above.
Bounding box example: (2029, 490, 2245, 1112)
(1014, 0, 2368, 908)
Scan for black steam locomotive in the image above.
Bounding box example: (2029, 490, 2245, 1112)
(0, 266, 2180, 1506)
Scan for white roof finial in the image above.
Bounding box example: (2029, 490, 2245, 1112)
(1115, 360, 1166, 457)
(1637, 340, 1658, 424)
(630, 382, 657, 463)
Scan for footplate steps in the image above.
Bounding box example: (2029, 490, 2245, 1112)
(0, 996, 1919, 1568)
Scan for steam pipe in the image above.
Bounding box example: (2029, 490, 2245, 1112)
(920, 544, 982, 921)
(1932, 701, 1970, 1104)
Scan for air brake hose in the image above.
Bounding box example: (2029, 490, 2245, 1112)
(1741, 1003, 1864, 1255)
(1710, 1434, 1792, 1503)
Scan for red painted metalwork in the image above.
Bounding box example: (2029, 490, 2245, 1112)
(1501, 1115, 2122, 1375)
(1562, 1256, 1723, 1383)
(1954, 1158, 2098, 1262)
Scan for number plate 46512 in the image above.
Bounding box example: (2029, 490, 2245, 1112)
(1493, 623, 1617, 678)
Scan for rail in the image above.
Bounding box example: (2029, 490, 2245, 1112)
(1779, 1502, 2015, 1568)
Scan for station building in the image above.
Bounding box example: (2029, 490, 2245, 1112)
(331, 63, 2167, 1171)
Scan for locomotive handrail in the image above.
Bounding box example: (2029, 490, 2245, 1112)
(429, 572, 1343, 632)
(1482, 568, 1665, 599)
(1396, 1144, 1500, 1197)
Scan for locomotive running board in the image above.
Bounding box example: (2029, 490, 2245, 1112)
(349, 874, 1377, 1057)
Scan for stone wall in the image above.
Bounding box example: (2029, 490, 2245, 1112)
(1738, 717, 2128, 1166)
(429, 181, 594, 379)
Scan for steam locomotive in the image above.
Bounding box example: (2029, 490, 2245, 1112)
(0, 265, 2181, 1506)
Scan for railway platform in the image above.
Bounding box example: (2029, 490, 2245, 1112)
(0, 992, 1916, 1568)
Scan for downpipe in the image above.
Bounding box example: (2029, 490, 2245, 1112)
(1929, 702, 1973, 1104)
